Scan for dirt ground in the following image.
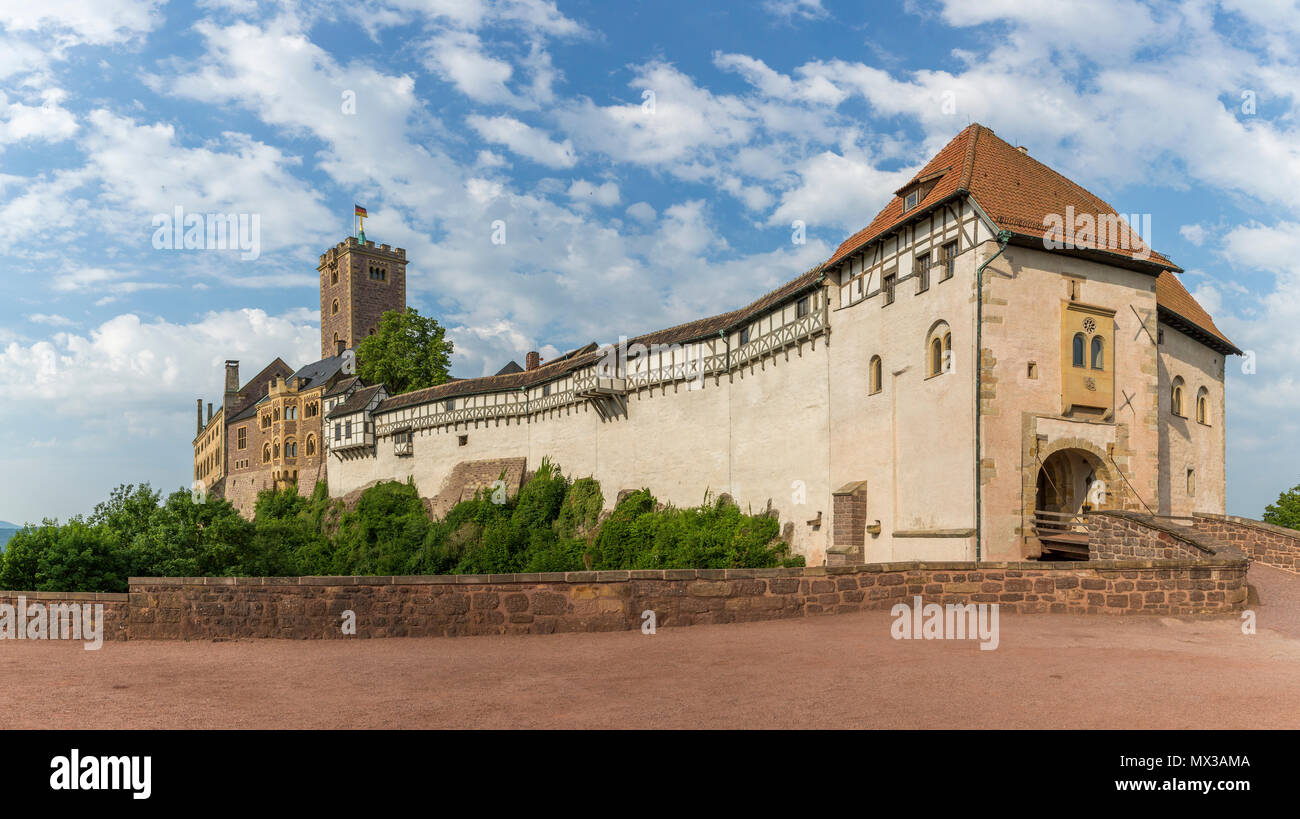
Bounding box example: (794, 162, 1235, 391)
(3, 569, 1298, 729)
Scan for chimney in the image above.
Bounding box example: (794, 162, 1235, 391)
(196, 399, 203, 436)
(1016, 145, 1028, 155)
(207, 402, 213, 423)
(224, 360, 240, 398)
(526, 351, 540, 371)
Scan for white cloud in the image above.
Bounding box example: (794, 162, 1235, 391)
(0, 0, 163, 46)
(625, 202, 657, 223)
(467, 114, 576, 168)
(26, 313, 75, 326)
(425, 31, 520, 105)
(1180, 223, 1206, 246)
(761, 0, 828, 22)
(0, 88, 77, 145)
(567, 179, 620, 207)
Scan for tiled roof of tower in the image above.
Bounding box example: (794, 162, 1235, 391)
(825, 123, 1237, 353)
(376, 265, 825, 413)
(1155, 271, 1240, 354)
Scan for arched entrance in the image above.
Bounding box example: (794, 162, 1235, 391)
(1033, 447, 1108, 559)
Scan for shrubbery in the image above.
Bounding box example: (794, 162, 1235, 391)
(0, 460, 803, 593)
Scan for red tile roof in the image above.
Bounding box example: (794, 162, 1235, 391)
(826, 123, 1237, 353)
(1155, 271, 1240, 354)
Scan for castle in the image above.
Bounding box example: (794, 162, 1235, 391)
(193, 124, 1238, 565)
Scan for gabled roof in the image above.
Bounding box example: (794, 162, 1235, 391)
(292, 353, 347, 390)
(326, 384, 386, 419)
(225, 357, 294, 423)
(827, 123, 1176, 271)
(374, 265, 825, 414)
(324, 375, 361, 398)
(1155, 271, 1240, 355)
(826, 123, 1237, 353)
(495, 360, 524, 376)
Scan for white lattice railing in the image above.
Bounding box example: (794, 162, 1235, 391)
(370, 305, 828, 436)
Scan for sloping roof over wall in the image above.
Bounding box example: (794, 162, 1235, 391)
(326, 384, 386, 419)
(825, 123, 1236, 353)
(292, 353, 348, 390)
(376, 266, 825, 413)
(1155, 271, 1240, 355)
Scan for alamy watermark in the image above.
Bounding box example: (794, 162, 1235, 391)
(891, 595, 999, 650)
(1042, 206, 1151, 261)
(596, 336, 710, 391)
(151, 206, 261, 260)
(0, 596, 105, 650)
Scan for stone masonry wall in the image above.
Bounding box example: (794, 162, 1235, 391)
(1086, 511, 1227, 561)
(128, 556, 1247, 640)
(1193, 513, 1300, 573)
(0, 590, 130, 641)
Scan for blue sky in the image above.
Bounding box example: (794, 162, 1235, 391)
(1, 0, 1296, 524)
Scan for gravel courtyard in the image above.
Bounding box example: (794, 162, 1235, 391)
(4, 568, 1298, 729)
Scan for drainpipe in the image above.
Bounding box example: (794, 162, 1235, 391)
(974, 229, 1013, 562)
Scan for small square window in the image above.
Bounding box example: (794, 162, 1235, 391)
(739, 326, 751, 345)
(796, 297, 809, 318)
(1027, 362, 1038, 380)
(903, 190, 918, 211)
(458, 434, 468, 447)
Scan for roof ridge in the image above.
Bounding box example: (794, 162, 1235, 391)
(958, 123, 982, 189)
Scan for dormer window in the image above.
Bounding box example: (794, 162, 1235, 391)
(903, 190, 919, 212)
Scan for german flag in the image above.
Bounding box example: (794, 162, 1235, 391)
(354, 204, 367, 217)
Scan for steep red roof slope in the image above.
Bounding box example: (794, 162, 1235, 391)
(826, 123, 1236, 352)
(1155, 270, 1240, 354)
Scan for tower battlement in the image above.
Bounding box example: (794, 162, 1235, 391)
(319, 236, 406, 265)
(317, 234, 408, 359)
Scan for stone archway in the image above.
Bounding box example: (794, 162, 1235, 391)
(1022, 436, 1123, 558)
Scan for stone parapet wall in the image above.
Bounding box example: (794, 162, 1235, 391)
(1085, 510, 1237, 562)
(0, 590, 131, 641)
(1193, 513, 1300, 573)
(128, 556, 1246, 640)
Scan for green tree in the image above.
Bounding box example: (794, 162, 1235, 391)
(0, 518, 129, 593)
(355, 307, 454, 395)
(1263, 483, 1300, 530)
(89, 483, 162, 548)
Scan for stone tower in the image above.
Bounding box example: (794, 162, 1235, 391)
(317, 236, 407, 359)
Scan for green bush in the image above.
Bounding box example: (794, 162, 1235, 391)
(0, 466, 802, 591)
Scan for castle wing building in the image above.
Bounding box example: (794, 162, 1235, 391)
(195, 124, 1236, 564)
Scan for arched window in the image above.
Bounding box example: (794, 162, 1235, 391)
(306, 435, 316, 456)
(273, 442, 280, 459)
(869, 355, 882, 395)
(285, 439, 297, 458)
(262, 443, 271, 464)
(1196, 387, 1209, 425)
(273, 407, 280, 422)
(331, 268, 338, 285)
(332, 298, 340, 315)
(1171, 376, 1185, 417)
(1090, 336, 1104, 370)
(926, 321, 951, 377)
(1072, 333, 1086, 367)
